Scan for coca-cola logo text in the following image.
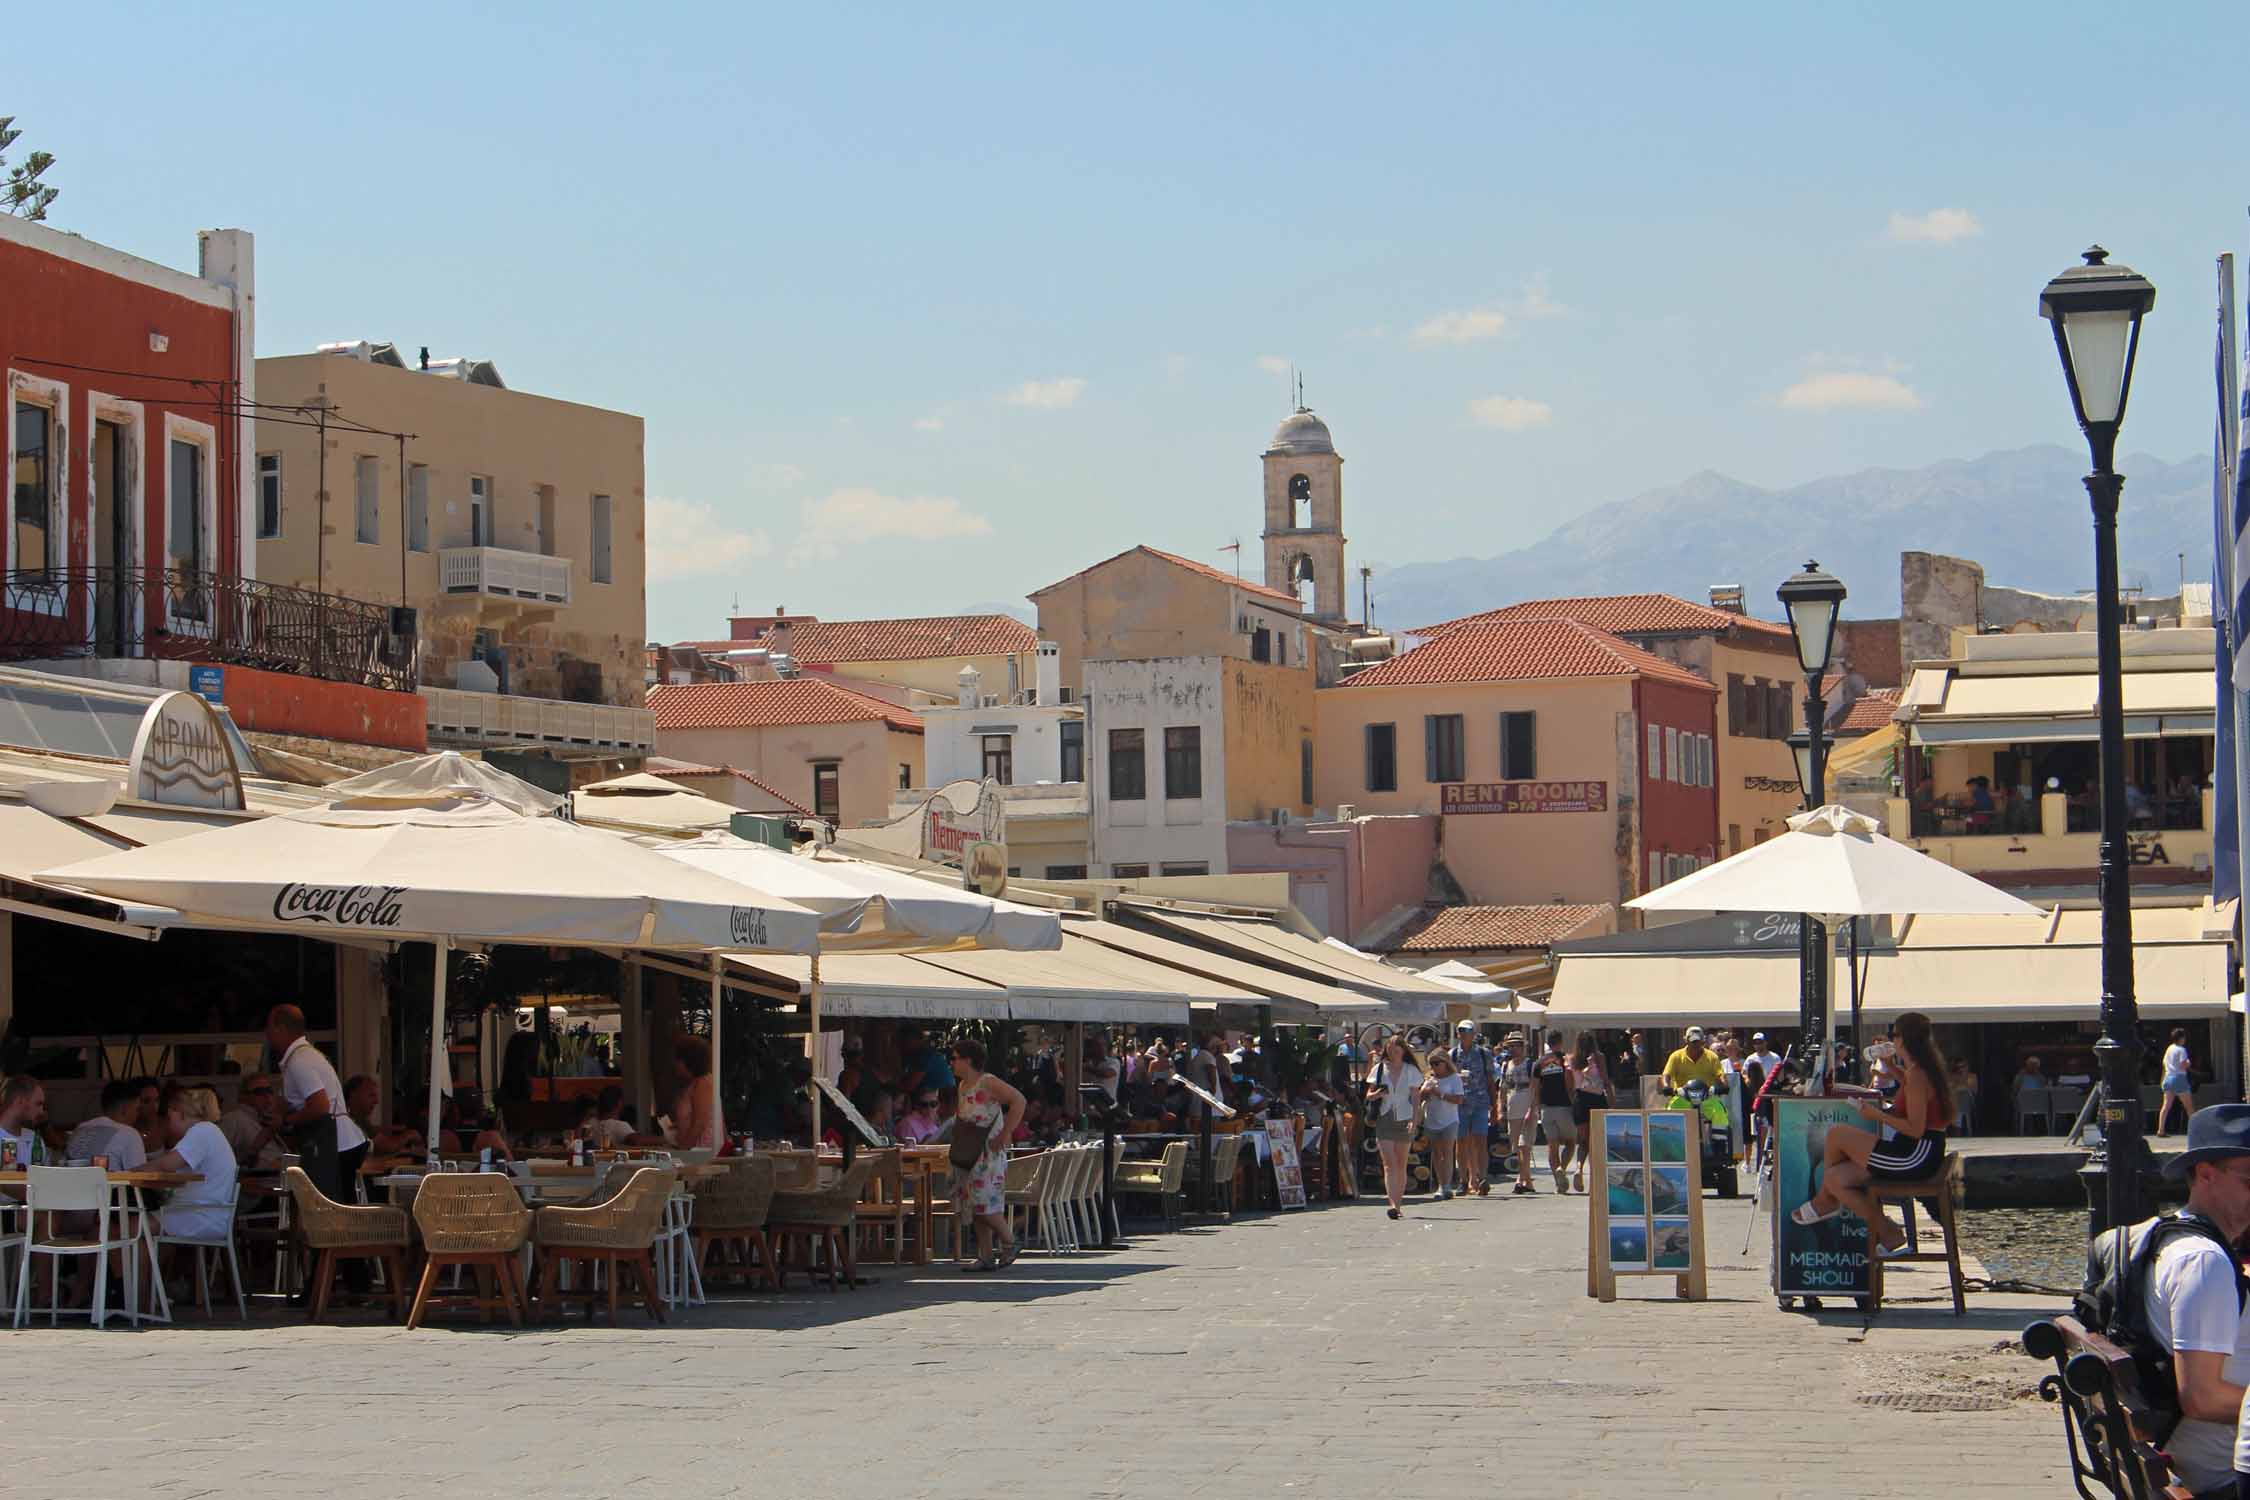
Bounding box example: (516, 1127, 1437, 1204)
(272, 883, 408, 929)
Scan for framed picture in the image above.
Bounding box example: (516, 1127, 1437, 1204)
(1652, 1218, 1693, 1270)
(1606, 1112, 1644, 1164)
(1649, 1164, 1692, 1217)
(1608, 1219, 1648, 1270)
(1646, 1111, 1689, 1163)
(1607, 1165, 1646, 1217)
(1587, 1106, 1706, 1303)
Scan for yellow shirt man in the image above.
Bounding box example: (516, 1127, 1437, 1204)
(1662, 1041, 1724, 1094)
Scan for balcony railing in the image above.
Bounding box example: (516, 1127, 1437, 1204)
(423, 684, 653, 752)
(0, 566, 416, 693)
(440, 546, 571, 606)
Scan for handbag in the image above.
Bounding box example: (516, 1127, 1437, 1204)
(948, 1114, 991, 1171)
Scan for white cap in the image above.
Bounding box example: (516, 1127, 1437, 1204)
(1751, 1032, 1766, 1042)
(1684, 1026, 1707, 1042)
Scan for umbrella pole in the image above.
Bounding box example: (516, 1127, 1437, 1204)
(809, 950, 823, 1147)
(710, 951, 725, 1150)
(426, 938, 450, 1162)
(1848, 918, 1863, 1084)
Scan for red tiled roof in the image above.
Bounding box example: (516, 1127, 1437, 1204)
(1386, 904, 1611, 953)
(647, 678, 924, 733)
(1837, 687, 1901, 733)
(644, 762, 813, 815)
(671, 614, 1035, 664)
(1414, 593, 1796, 646)
(1031, 544, 1301, 608)
(1343, 618, 1718, 692)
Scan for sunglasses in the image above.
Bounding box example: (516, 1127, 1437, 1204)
(244, 1086, 275, 1096)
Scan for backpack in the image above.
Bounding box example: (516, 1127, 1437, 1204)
(2073, 1210, 2246, 1434)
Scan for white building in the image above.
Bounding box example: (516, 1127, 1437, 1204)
(1085, 655, 1231, 878)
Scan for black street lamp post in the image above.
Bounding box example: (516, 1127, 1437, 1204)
(1779, 560, 1847, 1085)
(2040, 246, 2158, 1236)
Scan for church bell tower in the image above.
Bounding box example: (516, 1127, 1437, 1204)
(1260, 401, 1347, 624)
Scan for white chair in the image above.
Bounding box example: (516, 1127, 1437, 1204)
(2048, 1085, 2087, 1136)
(656, 1187, 705, 1310)
(2015, 1086, 2050, 1135)
(151, 1182, 248, 1320)
(1066, 1144, 1103, 1248)
(1041, 1145, 1083, 1255)
(14, 1166, 140, 1329)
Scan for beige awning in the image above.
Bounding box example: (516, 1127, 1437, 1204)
(0, 800, 170, 938)
(914, 933, 1242, 1024)
(1545, 952, 1803, 1028)
(1912, 669, 2215, 745)
(1849, 941, 2228, 1022)
(728, 952, 1009, 1020)
(1129, 907, 1456, 1017)
(1064, 915, 1383, 1018)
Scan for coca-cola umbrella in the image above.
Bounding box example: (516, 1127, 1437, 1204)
(40, 753, 822, 1153)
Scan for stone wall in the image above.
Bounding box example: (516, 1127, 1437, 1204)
(1899, 551, 1983, 667)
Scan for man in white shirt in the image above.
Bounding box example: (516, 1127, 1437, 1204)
(1747, 1035, 1784, 1082)
(62, 1080, 149, 1171)
(217, 1073, 285, 1169)
(2126, 1103, 2250, 1497)
(0, 1075, 46, 1164)
(265, 1005, 368, 1198)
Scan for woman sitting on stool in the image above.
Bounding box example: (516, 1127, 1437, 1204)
(1788, 1010, 1953, 1255)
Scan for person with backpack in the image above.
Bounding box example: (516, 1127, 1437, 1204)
(2078, 1103, 2250, 1499)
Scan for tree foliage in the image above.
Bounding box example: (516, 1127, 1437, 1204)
(0, 115, 58, 222)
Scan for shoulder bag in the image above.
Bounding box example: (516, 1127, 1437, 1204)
(948, 1102, 993, 1171)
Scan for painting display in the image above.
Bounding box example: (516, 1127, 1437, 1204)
(1586, 1108, 1706, 1303)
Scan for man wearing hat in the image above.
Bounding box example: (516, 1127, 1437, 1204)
(1447, 1021, 1498, 1197)
(2131, 1104, 2250, 1496)
(1660, 1027, 1724, 1098)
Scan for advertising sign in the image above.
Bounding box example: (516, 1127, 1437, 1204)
(127, 690, 245, 810)
(1441, 781, 1609, 815)
(1267, 1121, 1306, 1209)
(1772, 1095, 1871, 1302)
(1586, 1107, 1706, 1302)
(188, 664, 225, 705)
(922, 779, 1005, 866)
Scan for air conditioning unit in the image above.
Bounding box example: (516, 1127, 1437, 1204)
(1270, 808, 1290, 828)
(1336, 803, 1357, 821)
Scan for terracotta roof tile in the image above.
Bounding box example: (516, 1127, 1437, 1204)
(676, 614, 1035, 664)
(1031, 544, 1301, 607)
(1387, 904, 1611, 953)
(646, 678, 924, 733)
(1837, 687, 1901, 733)
(1342, 618, 1718, 693)
(1414, 593, 1796, 646)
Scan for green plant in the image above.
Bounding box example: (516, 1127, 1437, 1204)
(1266, 1028, 1339, 1094)
(1, 116, 57, 221)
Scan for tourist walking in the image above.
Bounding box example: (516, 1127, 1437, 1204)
(1447, 1020, 1497, 1197)
(1534, 1035, 1578, 1193)
(1498, 1034, 1539, 1194)
(1363, 1035, 1423, 1219)
(1569, 1033, 1614, 1193)
(2157, 1027, 2196, 1137)
(1419, 1049, 1466, 1199)
(1789, 1010, 1952, 1254)
(949, 1038, 1026, 1271)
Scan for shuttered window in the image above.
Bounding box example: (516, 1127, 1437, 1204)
(1500, 711, 1536, 780)
(1424, 714, 1465, 783)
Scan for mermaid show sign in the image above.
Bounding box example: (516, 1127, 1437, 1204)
(1772, 1095, 1870, 1302)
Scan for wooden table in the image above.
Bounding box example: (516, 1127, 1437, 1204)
(0, 1169, 203, 1325)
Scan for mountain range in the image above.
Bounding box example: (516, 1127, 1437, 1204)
(1364, 445, 2213, 632)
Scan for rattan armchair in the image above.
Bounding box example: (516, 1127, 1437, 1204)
(1114, 1141, 1189, 1230)
(531, 1166, 676, 1325)
(690, 1156, 779, 1291)
(280, 1166, 409, 1322)
(408, 1174, 533, 1330)
(767, 1156, 875, 1292)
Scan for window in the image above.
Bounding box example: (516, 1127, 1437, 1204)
(13, 401, 52, 575)
(1700, 733, 1714, 787)
(256, 453, 282, 540)
(1164, 726, 1202, 799)
(898, 763, 912, 791)
(1646, 723, 1662, 782)
(1108, 728, 1145, 801)
(1160, 862, 1209, 877)
(1500, 710, 1536, 780)
(811, 761, 841, 820)
(354, 455, 379, 544)
(168, 438, 205, 575)
(1728, 824, 1742, 854)
(1366, 722, 1398, 792)
(1059, 719, 1084, 783)
(1424, 713, 1465, 783)
(1301, 739, 1314, 805)
(535, 485, 557, 556)
(408, 465, 430, 552)
(1111, 863, 1150, 879)
(469, 475, 490, 546)
(1648, 851, 1664, 891)
(1277, 632, 1288, 666)
(1664, 727, 1680, 783)
(982, 733, 1014, 785)
(1045, 864, 1088, 881)
(589, 494, 612, 582)
(1251, 625, 1271, 663)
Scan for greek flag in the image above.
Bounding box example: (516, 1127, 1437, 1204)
(2218, 257, 2245, 901)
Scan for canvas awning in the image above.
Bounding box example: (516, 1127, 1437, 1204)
(0, 800, 173, 938)
(728, 953, 1009, 1020)
(1064, 915, 1383, 1018)
(1853, 908, 2230, 1022)
(1127, 907, 1456, 1018)
(913, 933, 1243, 1024)
(1910, 670, 2215, 746)
(1544, 952, 1803, 1028)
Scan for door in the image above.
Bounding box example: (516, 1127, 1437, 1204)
(92, 419, 129, 654)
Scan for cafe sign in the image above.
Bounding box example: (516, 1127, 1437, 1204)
(127, 691, 245, 811)
(1441, 780, 1608, 815)
(921, 779, 1005, 866)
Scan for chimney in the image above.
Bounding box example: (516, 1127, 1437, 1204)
(957, 664, 982, 708)
(419, 345, 430, 371)
(1707, 584, 1745, 615)
(1035, 641, 1061, 705)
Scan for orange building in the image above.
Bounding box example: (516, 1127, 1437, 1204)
(647, 677, 923, 827)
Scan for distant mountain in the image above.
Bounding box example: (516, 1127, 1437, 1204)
(1367, 445, 2211, 632)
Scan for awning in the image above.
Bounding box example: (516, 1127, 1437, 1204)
(1544, 952, 1803, 1028)
(0, 800, 174, 939)
(1128, 907, 1457, 1018)
(1825, 722, 1901, 780)
(1849, 941, 2229, 1022)
(727, 953, 1009, 1020)
(1910, 670, 2215, 746)
(914, 934, 1238, 1024)
(1064, 915, 1384, 1018)
(75, 805, 252, 845)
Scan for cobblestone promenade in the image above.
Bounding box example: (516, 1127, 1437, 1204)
(1, 1188, 2069, 1498)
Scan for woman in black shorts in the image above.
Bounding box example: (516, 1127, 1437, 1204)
(1787, 1009, 1952, 1255)
(1568, 1032, 1614, 1193)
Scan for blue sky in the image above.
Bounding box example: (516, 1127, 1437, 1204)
(14, 3, 2244, 638)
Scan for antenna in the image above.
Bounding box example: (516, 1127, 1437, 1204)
(1360, 564, 1373, 627)
(1220, 538, 1242, 580)
(1295, 370, 1306, 410)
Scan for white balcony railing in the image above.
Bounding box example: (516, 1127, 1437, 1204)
(440, 546, 572, 606)
(423, 685, 653, 752)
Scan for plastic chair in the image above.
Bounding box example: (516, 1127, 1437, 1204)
(2047, 1086, 2086, 1136)
(2015, 1085, 2051, 1135)
(407, 1173, 532, 1330)
(1002, 1152, 1049, 1248)
(14, 1166, 140, 1329)
(150, 1181, 248, 1320)
(657, 1186, 705, 1310)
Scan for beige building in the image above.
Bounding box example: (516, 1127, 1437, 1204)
(673, 613, 1038, 704)
(1033, 543, 1318, 695)
(253, 342, 645, 710)
(648, 677, 924, 827)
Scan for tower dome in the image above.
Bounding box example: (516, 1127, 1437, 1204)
(1265, 407, 1335, 456)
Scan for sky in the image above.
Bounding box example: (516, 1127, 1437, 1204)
(13, 3, 2247, 640)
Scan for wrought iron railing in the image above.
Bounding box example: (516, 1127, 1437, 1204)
(0, 566, 417, 693)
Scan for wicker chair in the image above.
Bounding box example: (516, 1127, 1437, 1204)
(1114, 1141, 1189, 1230)
(408, 1174, 534, 1330)
(531, 1166, 676, 1325)
(690, 1157, 780, 1291)
(767, 1156, 875, 1292)
(852, 1149, 906, 1266)
(280, 1166, 409, 1322)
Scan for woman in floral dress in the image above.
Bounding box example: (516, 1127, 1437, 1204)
(949, 1038, 1026, 1272)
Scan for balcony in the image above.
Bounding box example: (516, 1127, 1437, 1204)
(0, 566, 415, 693)
(1885, 790, 2213, 882)
(423, 684, 653, 753)
(439, 546, 571, 611)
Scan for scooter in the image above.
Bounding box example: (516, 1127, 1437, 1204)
(1668, 1078, 1740, 1198)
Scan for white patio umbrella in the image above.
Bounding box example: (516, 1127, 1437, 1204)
(572, 772, 738, 833)
(40, 753, 823, 1153)
(1415, 959, 1546, 1018)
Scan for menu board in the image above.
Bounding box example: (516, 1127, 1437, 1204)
(1267, 1120, 1306, 1210)
(814, 1078, 889, 1147)
(1586, 1107, 1707, 1302)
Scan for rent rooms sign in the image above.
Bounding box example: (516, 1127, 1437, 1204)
(1441, 781, 1609, 815)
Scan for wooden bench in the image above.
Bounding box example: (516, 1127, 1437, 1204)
(1866, 1152, 1967, 1316)
(2022, 1316, 2195, 1500)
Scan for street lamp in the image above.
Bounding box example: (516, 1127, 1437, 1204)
(1779, 561, 1847, 1083)
(2040, 245, 2157, 1236)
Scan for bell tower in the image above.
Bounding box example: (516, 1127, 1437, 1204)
(1260, 400, 1347, 624)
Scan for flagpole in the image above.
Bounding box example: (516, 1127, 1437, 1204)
(2222, 250, 2250, 1097)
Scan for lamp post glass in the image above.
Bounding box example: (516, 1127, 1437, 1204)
(2038, 246, 2156, 445)
(1787, 728, 1815, 808)
(1777, 561, 1846, 679)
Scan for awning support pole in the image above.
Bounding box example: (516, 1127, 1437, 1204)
(425, 938, 450, 1162)
(710, 951, 725, 1148)
(809, 950, 823, 1147)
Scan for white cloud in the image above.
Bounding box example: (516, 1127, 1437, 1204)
(1778, 371, 1924, 411)
(1466, 395, 1554, 431)
(1514, 275, 1567, 319)
(998, 376, 1086, 409)
(1412, 307, 1509, 346)
(747, 462, 805, 492)
(1255, 354, 1290, 375)
(645, 496, 772, 580)
(789, 486, 992, 566)
(912, 416, 944, 432)
(1887, 208, 1981, 244)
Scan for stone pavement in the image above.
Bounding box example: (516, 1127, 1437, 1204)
(0, 1186, 2071, 1499)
